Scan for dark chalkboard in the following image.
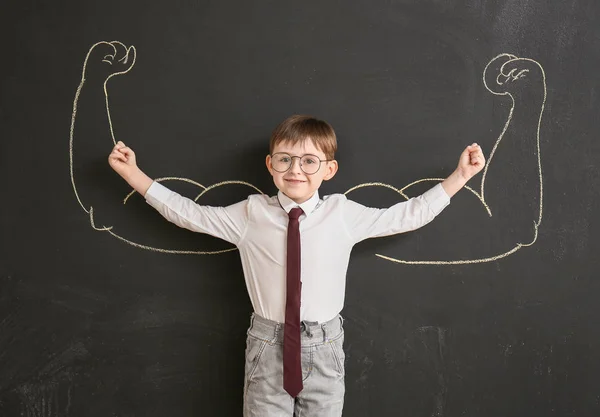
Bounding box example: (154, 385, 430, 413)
(1, 0, 599, 416)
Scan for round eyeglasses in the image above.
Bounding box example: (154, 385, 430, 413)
(270, 152, 333, 175)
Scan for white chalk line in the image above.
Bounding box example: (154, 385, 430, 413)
(194, 180, 264, 202)
(87, 184, 238, 254)
(376, 221, 539, 265)
(106, 230, 239, 255)
(344, 179, 491, 215)
(123, 177, 208, 204)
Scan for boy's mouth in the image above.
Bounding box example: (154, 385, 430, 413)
(284, 179, 306, 184)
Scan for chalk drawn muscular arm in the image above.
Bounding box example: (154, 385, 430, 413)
(479, 54, 545, 244)
(346, 54, 546, 265)
(70, 41, 260, 254)
(70, 41, 137, 230)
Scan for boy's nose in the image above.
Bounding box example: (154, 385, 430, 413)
(290, 157, 303, 173)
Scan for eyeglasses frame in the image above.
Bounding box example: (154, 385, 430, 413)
(269, 152, 335, 175)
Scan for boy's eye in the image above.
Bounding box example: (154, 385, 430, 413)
(303, 157, 317, 164)
(279, 156, 291, 163)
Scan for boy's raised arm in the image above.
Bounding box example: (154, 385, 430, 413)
(343, 144, 485, 243)
(342, 182, 451, 243)
(108, 141, 248, 245)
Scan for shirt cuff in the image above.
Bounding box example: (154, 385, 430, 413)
(144, 181, 172, 207)
(422, 183, 451, 215)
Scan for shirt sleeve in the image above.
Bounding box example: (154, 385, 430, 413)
(342, 183, 451, 244)
(144, 181, 249, 245)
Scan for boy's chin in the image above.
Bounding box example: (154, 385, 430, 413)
(280, 189, 315, 203)
(282, 190, 304, 198)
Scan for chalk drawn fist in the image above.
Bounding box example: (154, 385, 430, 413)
(82, 41, 137, 83)
(484, 54, 544, 96)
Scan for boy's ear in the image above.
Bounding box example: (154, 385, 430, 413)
(323, 160, 339, 181)
(265, 154, 274, 175)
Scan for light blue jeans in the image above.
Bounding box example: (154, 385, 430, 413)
(243, 313, 345, 417)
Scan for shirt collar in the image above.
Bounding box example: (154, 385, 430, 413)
(277, 190, 320, 217)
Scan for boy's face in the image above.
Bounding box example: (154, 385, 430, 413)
(266, 139, 338, 204)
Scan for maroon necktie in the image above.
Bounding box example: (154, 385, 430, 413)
(283, 207, 303, 398)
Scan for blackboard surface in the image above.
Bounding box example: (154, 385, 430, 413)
(1, 0, 599, 416)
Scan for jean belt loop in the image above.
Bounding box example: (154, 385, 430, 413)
(248, 313, 255, 334)
(339, 315, 344, 329)
(273, 322, 280, 343)
(305, 322, 313, 338)
(321, 322, 327, 342)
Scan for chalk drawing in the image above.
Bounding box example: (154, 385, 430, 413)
(70, 43, 544, 265)
(70, 41, 262, 255)
(345, 54, 546, 265)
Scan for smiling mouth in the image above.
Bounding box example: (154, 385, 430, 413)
(285, 179, 305, 183)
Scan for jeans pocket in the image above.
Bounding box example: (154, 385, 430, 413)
(329, 331, 346, 376)
(245, 334, 267, 382)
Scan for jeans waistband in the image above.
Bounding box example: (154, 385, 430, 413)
(247, 313, 344, 345)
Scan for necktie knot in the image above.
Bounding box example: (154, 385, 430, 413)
(288, 207, 303, 220)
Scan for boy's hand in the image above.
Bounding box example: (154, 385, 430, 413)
(108, 141, 154, 196)
(441, 143, 485, 197)
(108, 141, 138, 179)
(456, 143, 485, 181)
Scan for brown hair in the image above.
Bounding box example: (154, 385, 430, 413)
(269, 115, 337, 159)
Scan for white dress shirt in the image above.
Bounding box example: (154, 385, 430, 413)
(145, 182, 450, 323)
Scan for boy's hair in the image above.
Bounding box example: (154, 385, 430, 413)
(269, 115, 337, 160)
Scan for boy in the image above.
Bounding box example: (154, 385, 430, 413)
(108, 115, 485, 416)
